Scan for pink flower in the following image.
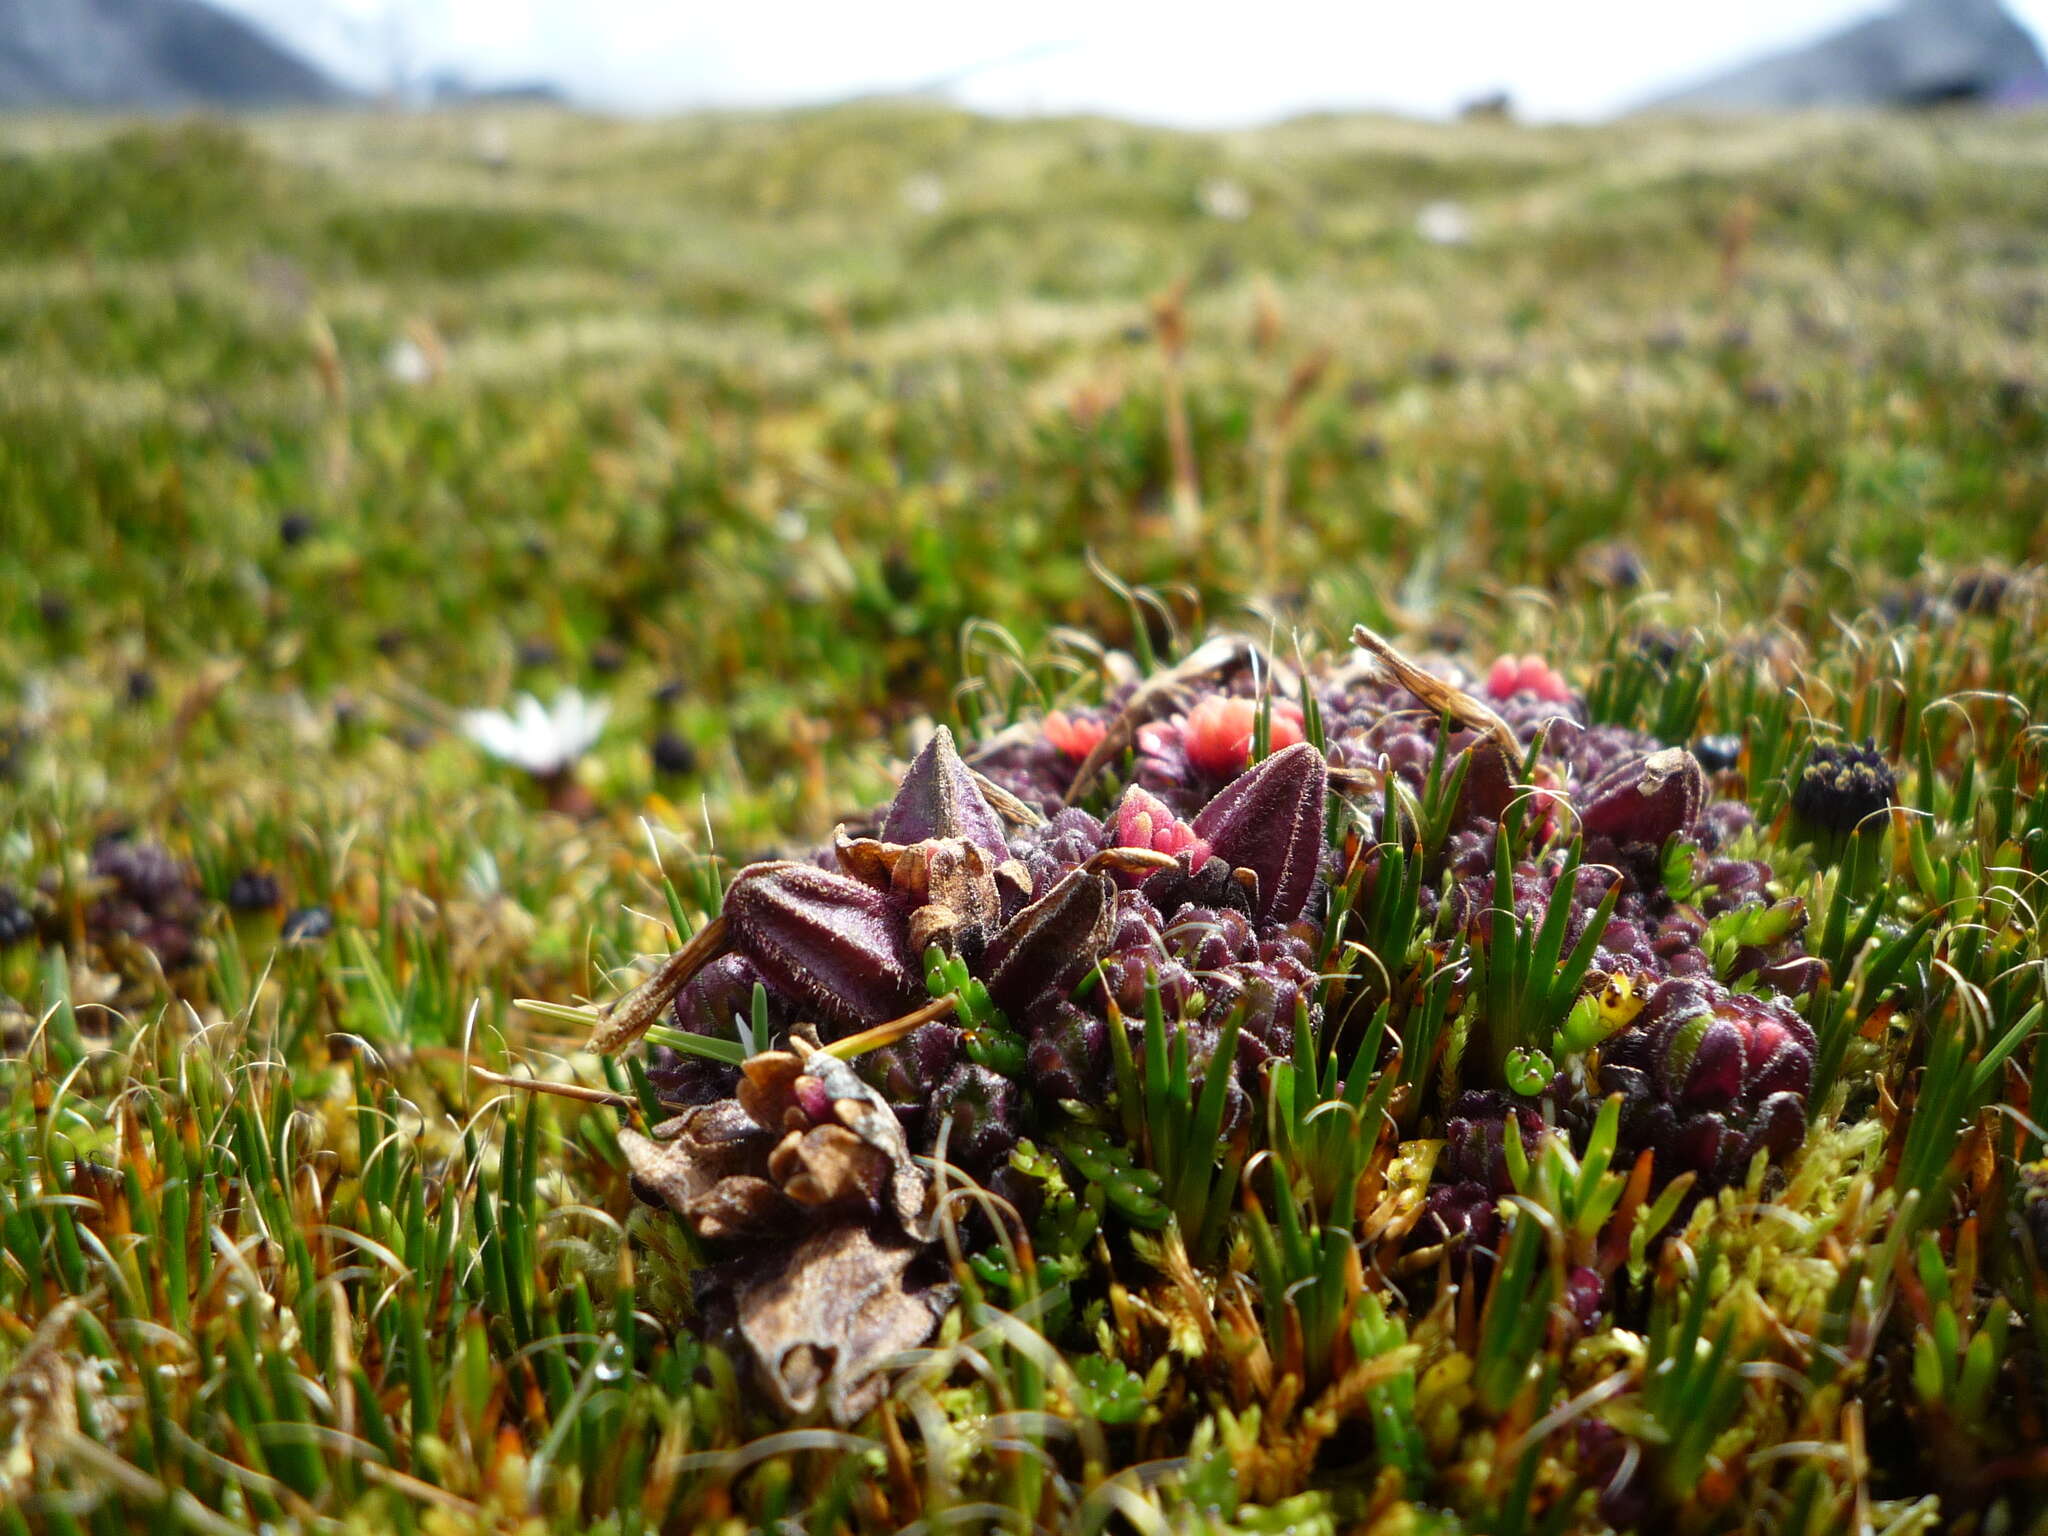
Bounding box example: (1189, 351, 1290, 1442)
(1044, 710, 1108, 761)
(1182, 696, 1305, 779)
(1485, 655, 1572, 705)
(1114, 785, 1210, 862)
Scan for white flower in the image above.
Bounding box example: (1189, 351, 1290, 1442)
(386, 337, 433, 385)
(461, 690, 610, 777)
(900, 173, 946, 214)
(1199, 178, 1251, 222)
(473, 122, 511, 171)
(1416, 200, 1473, 246)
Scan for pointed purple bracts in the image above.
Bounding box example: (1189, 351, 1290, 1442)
(1578, 747, 1705, 850)
(725, 862, 921, 1034)
(1189, 741, 1328, 925)
(983, 867, 1116, 1014)
(880, 726, 1010, 858)
(1599, 977, 1816, 1189)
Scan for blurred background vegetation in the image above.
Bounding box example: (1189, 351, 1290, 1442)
(4, 106, 2044, 847)
(3, 103, 2048, 1534)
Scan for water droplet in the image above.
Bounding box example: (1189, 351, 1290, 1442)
(594, 1337, 629, 1382)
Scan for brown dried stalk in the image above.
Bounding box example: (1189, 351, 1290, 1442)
(1349, 624, 1521, 761)
(1153, 281, 1203, 548)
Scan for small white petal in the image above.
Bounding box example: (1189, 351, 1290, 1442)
(460, 709, 522, 763)
(1416, 200, 1472, 246)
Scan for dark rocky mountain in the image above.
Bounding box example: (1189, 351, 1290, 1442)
(0, 0, 347, 109)
(1644, 0, 2048, 111)
(427, 72, 567, 107)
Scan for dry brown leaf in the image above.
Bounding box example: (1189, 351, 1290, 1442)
(733, 1223, 952, 1425)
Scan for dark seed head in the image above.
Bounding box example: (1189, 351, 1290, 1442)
(1693, 734, 1742, 774)
(0, 885, 34, 947)
(1632, 623, 1684, 667)
(282, 906, 334, 944)
(1579, 543, 1649, 594)
(1950, 567, 2010, 617)
(1791, 740, 1894, 836)
(226, 870, 281, 913)
(882, 550, 922, 603)
(651, 730, 698, 777)
(1419, 350, 1460, 382)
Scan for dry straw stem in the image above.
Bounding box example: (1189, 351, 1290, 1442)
(1350, 623, 1522, 760)
(1257, 347, 1332, 593)
(1152, 280, 1203, 549)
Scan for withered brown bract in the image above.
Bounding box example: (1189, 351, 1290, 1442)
(621, 1048, 948, 1425)
(730, 1223, 951, 1424)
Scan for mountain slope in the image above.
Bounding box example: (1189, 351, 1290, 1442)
(0, 0, 346, 109)
(1645, 0, 2048, 111)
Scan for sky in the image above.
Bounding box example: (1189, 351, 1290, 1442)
(212, 0, 2048, 122)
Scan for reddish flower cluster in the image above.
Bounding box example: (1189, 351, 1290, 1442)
(626, 637, 1836, 1414)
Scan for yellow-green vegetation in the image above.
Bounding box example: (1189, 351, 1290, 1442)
(1, 104, 2047, 1534)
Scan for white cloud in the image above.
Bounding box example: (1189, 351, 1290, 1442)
(216, 0, 2048, 122)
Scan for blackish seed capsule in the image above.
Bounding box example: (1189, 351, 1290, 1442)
(651, 730, 698, 777)
(282, 905, 334, 944)
(0, 886, 33, 947)
(1791, 740, 1895, 836)
(1693, 734, 1742, 774)
(226, 870, 281, 913)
